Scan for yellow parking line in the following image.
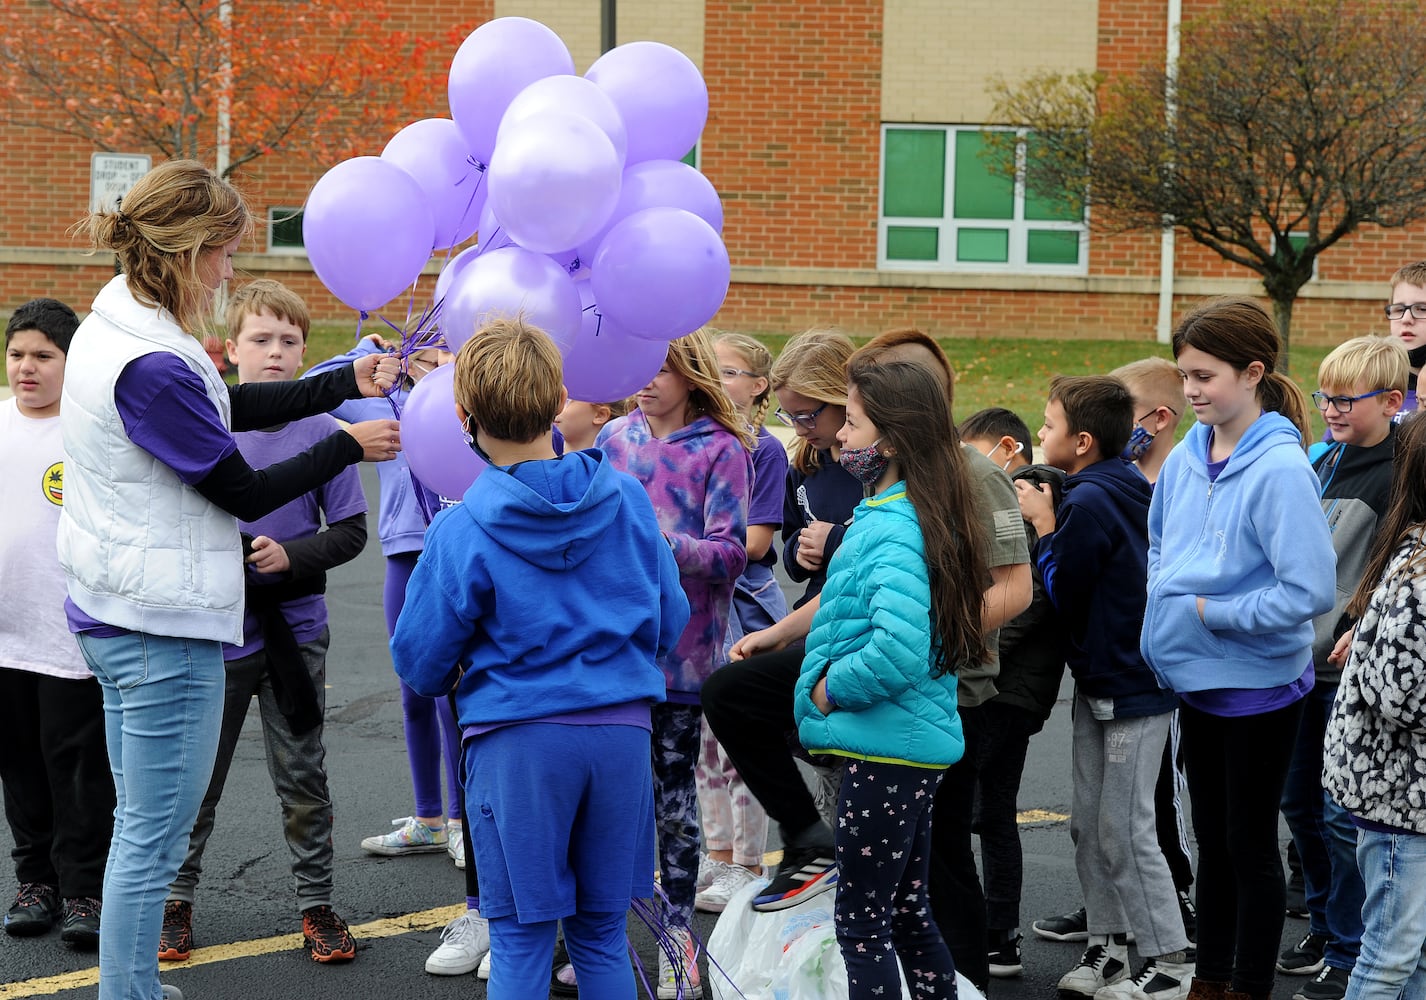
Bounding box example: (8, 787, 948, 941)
(0, 904, 464, 998)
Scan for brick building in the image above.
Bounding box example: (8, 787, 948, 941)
(0, 0, 1413, 342)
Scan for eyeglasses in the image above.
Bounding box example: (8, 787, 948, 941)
(719, 366, 758, 380)
(1384, 303, 1426, 320)
(1311, 388, 1390, 413)
(774, 401, 828, 428)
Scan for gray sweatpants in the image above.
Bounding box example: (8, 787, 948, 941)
(167, 631, 335, 912)
(1070, 688, 1189, 957)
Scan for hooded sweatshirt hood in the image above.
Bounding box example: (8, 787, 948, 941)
(467, 449, 624, 570)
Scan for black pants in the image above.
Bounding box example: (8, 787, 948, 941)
(929, 703, 989, 988)
(700, 648, 821, 841)
(0, 669, 114, 899)
(703, 650, 991, 989)
(974, 699, 1045, 932)
(1181, 698, 1303, 997)
(1155, 710, 1195, 893)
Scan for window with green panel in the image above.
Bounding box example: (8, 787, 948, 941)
(953, 132, 1014, 220)
(883, 129, 945, 218)
(879, 124, 1086, 272)
(887, 226, 939, 261)
(268, 207, 304, 253)
(1027, 230, 1080, 265)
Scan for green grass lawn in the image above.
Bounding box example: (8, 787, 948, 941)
(301, 324, 1336, 440)
(15, 320, 1337, 443)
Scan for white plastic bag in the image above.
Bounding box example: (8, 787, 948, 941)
(706, 880, 984, 1000)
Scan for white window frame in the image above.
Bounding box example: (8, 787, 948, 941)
(877, 124, 1088, 276)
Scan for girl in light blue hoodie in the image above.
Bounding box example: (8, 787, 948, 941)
(1141, 297, 1335, 1000)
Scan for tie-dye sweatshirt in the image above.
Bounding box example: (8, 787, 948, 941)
(600, 411, 752, 703)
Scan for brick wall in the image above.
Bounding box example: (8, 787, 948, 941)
(0, 0, 1420, 346)
(702, 0, 883, 271)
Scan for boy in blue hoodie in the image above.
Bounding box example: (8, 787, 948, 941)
(1016, 375, 1192, 1000)
(390, 318, 690, 1000)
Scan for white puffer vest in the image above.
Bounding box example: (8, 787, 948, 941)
(57, 275, 244, 644)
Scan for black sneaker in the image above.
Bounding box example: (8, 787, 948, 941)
(1034, 906, 1089, 942)
(59, 896, 101, 950)
(988, 929, 1023, 978)
(1277, 931, 1328, 975)
(1178, 888, 1197, 943)
(750, 846, 837, 911)
(3, 882, 60, 937)
(1293, 964, 1349, 1000)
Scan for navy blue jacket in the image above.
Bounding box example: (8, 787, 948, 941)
(1037, 457, 1174, 714)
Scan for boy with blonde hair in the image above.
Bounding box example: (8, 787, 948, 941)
(391, 319, 690, 999)
(1384, 261, 1426, 412)
(1112, 357, 1186, 484)
(1276, 336, 1407, 1000)
(160, 279, 369, 965)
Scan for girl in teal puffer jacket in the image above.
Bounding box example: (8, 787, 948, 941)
(794, 359, 991, 1000)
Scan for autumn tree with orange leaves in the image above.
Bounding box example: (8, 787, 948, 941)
(0, 0, 465, 178)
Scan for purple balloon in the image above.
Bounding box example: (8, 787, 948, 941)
(442, 246, 582, 354)
(382, 118, 486, 251)
(475, 200, 514, 255)
(448, 18, 574, 165)
(576, 159, 724, 265)
(433, 244, 482, 333)
(562, 284, 668, 400)
(585, 42, 708, 164)
(487, 111, 622, 255)
(303, 157, 435, 313)
(499, 75, 628, 166)
(400, 363, 485, 500)
(591, 208, 730, 341)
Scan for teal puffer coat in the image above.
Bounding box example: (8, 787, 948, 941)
(794, 482, 963, 768)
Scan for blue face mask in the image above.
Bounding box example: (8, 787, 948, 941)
(1121, 424, 1154, 463)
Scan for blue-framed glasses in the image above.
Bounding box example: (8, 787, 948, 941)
(1311, 388, 1390, 413)
(774, 401, 829, 429)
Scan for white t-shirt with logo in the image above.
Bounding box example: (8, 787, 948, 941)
(0, 398, 89, 679)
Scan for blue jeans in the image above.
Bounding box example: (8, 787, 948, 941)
(78, 631, 225, 1000)
(1281, 681, 1365, 970)
(1345, 828, 1426, 1000)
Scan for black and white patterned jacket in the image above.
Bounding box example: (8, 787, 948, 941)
(1324, 526, 1426, 834)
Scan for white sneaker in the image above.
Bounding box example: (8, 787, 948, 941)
(695, 854, 726, 892)
(1059, 935, 1130, 997)
(477, 949, 491, 980)
(695, 863, 759, 913)
(361, 816, 447, 856)
(424, 910, 489, 976)
(446, 820, 465, 869)
(1095, 953, 1194, 1000)
(657, 926, 702, 999)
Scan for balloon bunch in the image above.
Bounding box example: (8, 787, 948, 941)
(302, 16, 730, 500)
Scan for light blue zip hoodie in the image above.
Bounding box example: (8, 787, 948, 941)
(1141, 412, 1336, 693)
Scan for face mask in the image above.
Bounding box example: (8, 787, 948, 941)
(984, 440, 1025, 471)
(1121, 424, 1154, 463)
(839, 438, 890, 486)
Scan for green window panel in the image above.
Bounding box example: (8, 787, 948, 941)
(270, 208, 304, 249)
(1022, 133, 1081, 221)
(886, 226, 939, 261)
(1027, 230, 1080, 265)
(681, 145, 698, 167)
(956, 228, 1009, 263)
(884, 130, 945, 218)
(954, 131, 1013, 220)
